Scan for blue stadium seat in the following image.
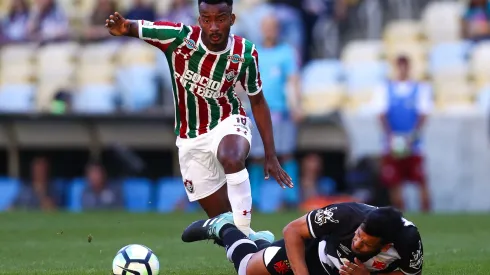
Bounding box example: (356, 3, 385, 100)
(117, 66, 158, 112)
(0, 84, 35, 113)
(344, 62, 388, 90)
(66, 178, 86, 212)
(72, 84, 118, 114)
(155, 177, 188, 213)
(0, 177, 20, 211)
(301, 59, 343, 88)
(257, 180, 283, 213)
(429, 41, 471, 73)
(123, 178, 152, 212)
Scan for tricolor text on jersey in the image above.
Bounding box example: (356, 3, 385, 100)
(174, 69, 223, 99)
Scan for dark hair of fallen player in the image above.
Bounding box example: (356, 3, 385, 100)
(361, 207, 405, 244)
(198, 0, 233, 6)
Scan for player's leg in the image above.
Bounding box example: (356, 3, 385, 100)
(176, 135, 232, 218)
(210, 115, 254, 236)
(410, 155, 431, 212)
(197, 184, 232, 217)
(381, 154, 404, 210)
(217, 133, 253, 236)
(181, 214, 277, 275)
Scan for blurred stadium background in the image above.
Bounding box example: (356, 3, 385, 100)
(2, 0, 490, 274)
(1, 0, 490, 214)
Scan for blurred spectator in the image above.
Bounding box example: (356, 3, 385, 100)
(373, 55, 432, 212)
(125, 0, 155, 21)
(50, 90, 72, 114)
(158, 0, 195, 25)
(300, 153, 323, 200)
(248, 15, 303, 208)
(82, 0, 117, 43)
(462, 0, 490, 41)
(0, 0, 30, 44)
(156, 0, 196, 109)
(26, 0, 69, 43)
(81, 161, 123, 210)
(12, 156, 59, 211)
(302, 0, 348, 59)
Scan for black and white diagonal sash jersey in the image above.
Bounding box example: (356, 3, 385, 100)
(303, 202, 423, 275)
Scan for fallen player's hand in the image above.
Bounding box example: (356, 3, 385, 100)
(339, 258, 370, 275)
(105, 12, 130, 36)
(264, 155, 294, 189)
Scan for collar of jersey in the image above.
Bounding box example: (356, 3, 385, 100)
(198, 32, 233, 55)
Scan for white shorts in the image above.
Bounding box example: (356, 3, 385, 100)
(176, 114, 253, 202)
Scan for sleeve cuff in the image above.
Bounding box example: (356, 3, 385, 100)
(138, 20, 143, 39)
(247, 87, 263, 96)
(306, 211, 317, 238)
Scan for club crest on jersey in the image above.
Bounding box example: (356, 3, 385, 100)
(225, 69, 238, 82)
(314, 206, 339, 226)
(409, 241, 423, 269)
(184, 179, 194, 193)
(372, 260, 387, 270)
(184, 38, 198, 50)
(227, 54, 245, 64)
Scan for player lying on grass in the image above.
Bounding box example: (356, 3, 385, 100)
(182, 202, 424, 275)
(105, 0, 293, 243)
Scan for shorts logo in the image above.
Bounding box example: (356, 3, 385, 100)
(184, 179, 194, 193)
(225, 69, 237, 82)
(314, 206, 339, 226)
(273, 260, 291, 274)
(184, 38, 198, 50)
(227, 54, 245, 64)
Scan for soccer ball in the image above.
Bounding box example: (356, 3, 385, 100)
(112, 244, 160, 275)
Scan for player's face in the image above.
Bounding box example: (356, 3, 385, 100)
(351, 228, 383, 256)
(396, 60, 410, 80)
(199, 3, 235, 49)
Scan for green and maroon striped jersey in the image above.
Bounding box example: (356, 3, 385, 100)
(138, 20, 263, 138)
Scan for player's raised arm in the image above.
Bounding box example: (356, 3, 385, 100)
(105, 12, 139, 38)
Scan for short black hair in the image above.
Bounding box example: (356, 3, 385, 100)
(361, 207, 405, 244)
(198, 0, 233, 6)
(396, 55, 410, 66)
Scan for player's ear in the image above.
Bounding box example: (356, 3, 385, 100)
(231, 13, 236, 26)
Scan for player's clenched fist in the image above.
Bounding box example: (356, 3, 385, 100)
(105, 12, 130, 36)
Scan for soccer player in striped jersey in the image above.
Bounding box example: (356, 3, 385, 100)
(105, 0, 293, 240)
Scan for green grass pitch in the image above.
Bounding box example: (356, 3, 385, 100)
(0, 211, 489, 274)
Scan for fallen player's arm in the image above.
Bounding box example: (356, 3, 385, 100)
(282, 214, 312, 275)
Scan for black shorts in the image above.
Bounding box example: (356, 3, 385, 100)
(263, 239, 337, 275)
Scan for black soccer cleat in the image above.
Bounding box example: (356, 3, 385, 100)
(181, 212, 234, 243)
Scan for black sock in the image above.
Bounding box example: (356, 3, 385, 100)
(254, 239, 272, 250)
(220, 224, 258, 272)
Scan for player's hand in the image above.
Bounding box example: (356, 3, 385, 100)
(339, 258, 369, 275)
(105, 12, 130, 36)
(264, 155, 294, 189)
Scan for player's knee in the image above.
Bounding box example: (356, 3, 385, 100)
(218, 151, 247, 172)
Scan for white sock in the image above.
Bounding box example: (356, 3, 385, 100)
(226, 169, 252, 236)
